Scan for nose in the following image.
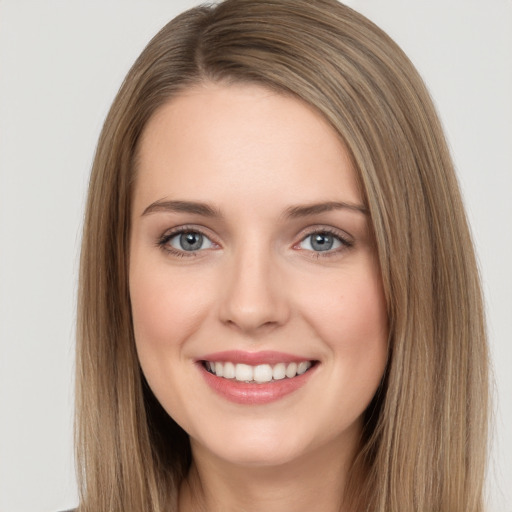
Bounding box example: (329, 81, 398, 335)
(218, 244, 290, 335)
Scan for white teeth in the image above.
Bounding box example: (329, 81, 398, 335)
(223, 361, 235, 379)
(285, 362, 297, 378)
(235, 363, 253, 382)
(272, 362, 286, 380)
(206, 360, 313, 381)
(254, 364, 273, 383)
(297, 361, 311, 375)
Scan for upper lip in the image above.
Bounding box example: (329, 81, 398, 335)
(199, 350, 315, 366)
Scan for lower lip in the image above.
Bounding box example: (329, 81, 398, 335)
(198, 363, 317, 405)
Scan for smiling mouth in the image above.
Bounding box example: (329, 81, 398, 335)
(203, 360, 316, 383)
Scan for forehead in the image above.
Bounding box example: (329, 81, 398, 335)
(134, 82, 362, 214)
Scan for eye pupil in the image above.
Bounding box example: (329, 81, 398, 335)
(180, 232, 203, 251)
(311, 233, 334, 251)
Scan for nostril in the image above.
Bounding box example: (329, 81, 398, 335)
(218, 266, 290, 332)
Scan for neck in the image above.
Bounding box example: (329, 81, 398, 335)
(178, 430, 361, 512)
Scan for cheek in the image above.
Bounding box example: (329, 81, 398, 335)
(300, 264, 388, 377)
(129, 263, 216, 424)
(129, 263, 212, 364)
(305, 266, 386, 333)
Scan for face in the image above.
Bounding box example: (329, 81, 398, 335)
(130, 83, 388, 469)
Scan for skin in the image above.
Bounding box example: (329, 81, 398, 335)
(129, 82, 389, 512)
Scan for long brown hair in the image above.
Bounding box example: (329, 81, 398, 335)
(76, 1, 489, 510)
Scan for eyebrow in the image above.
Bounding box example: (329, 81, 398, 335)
(141, 199, 368, 218)
(142, 199, 221, 217)
(283, 201, 368, 217)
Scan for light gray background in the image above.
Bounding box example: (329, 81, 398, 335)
(0, 1, 510, 511)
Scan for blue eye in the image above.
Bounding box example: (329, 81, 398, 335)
(299, 232, 347, 252)
(166, 231, 214, 252)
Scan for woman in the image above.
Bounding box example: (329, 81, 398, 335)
(75, 0, 489, 510)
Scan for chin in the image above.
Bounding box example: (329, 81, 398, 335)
(190, 421, 310, 468)
(190, 415, 354, 470)
(211, 444, 305, 468)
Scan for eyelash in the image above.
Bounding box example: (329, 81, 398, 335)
(156, 226, 354, 258)
(296, 227, 354, 258)
(156, 225, 216, 258)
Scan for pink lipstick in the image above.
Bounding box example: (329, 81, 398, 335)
(197, 350, 318, 405)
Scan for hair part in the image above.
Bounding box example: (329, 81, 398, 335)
(76, 1, 489, 510)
